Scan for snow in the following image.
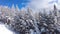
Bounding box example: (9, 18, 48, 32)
(0, 24, 14, 34)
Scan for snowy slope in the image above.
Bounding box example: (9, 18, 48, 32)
(0, 24, 13, 34)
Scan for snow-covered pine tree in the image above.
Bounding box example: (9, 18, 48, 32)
(37, 11, 58, 34)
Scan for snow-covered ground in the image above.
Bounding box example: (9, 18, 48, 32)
(0, 24, 14, 34)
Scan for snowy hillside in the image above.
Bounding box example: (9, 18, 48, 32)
(0, 5, 60, 34)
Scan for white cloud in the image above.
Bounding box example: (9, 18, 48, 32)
(27, 0, 60, 9)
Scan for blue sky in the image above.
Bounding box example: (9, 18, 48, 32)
(0, 0, 30, 9)
(0, 0, 59, 9)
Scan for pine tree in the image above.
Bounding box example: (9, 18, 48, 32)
(37, 11, 57, 34)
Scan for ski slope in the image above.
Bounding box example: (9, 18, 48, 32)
(0, 24, 13, 34)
